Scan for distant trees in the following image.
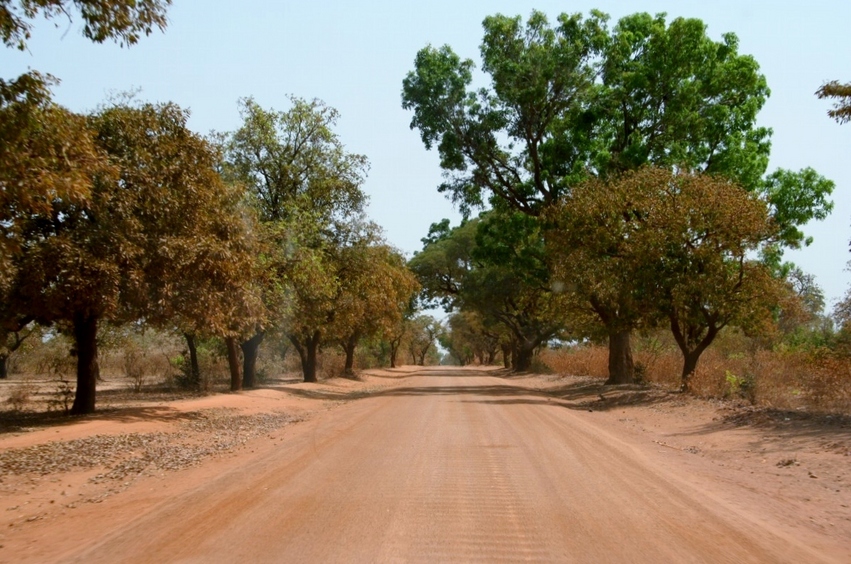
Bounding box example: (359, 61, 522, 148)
(404, 9, 834, 384)
(217, 97, 418, 384)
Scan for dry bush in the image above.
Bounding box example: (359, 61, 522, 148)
(317, 350, 346, 380)
(539, 331, 851, 415)
(539, 346, 609, 379)
(5, 377, 36, 411)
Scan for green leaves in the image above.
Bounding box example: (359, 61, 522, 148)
(223, 96, 368, 225)
(760, 168, 835, 248)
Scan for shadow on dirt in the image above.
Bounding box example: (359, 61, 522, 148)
(0, 404, 206, 435)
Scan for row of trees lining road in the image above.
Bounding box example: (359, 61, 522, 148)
(0, 2, 421, 413)
(403, 10, 835, 387)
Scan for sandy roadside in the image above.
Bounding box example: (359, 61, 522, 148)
(0, 366, 848, 561)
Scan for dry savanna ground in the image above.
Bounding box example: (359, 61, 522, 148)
(0, 366, 849, 562)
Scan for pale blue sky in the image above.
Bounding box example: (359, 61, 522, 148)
(3, 1, 850, 307)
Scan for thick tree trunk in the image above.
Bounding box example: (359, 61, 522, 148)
(671, 316, 720, 394)
(241, 331, 265, 389)
(680, 352, 702, 393)
(342, 334, 358, 376)
(226, 337, 241, 391)
(70, 313, 99, 415)
(291, 332, 320, 383)
(0, 354, 7, 379)
(183, 333, 200, 388)
(606, 329, 635, 385)
(514, 344, 534, 372)
(389, 334, 403, 368)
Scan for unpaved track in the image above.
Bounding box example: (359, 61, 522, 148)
(69, 369, 829, 563)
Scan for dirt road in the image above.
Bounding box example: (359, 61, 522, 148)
(52, 368, 834, 563)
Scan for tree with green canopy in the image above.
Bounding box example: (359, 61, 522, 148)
(219, 96, 369, 386)
(410, 213, 563, 371)
(402, 9, 833, 383)
(547, 167, 783, 390)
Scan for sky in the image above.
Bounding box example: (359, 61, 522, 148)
(3, 0, 850, 308)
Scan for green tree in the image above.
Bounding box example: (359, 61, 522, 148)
(406, 315, 442, 366)
(410, 214, 562, 371)
(220, 96, 369, 386)
(403, 10, 833, 383)
(548, 168, 782, 390)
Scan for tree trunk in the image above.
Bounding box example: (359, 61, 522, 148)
(680, 351, 702, 393)
(501, 343, 511, 369)
(291, 332, 320, 383)
(70, 313, 99, 415)
(486, 349, 496, 366)
(514, 343, 534, 372)
(226, 337, 241, 391)
(183, 333, 200, 388)
(389, 342, 399, 368)
(342, 334, 358, 376)
(606, 329, 634, 385)
(671, 315, 720, 394)
(241, 331, 265, 389)
(0, 354, 8, 379)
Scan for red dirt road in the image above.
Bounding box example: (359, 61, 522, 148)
(57, 368, 835, 563)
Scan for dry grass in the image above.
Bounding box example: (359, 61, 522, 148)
(540, 333, 851, 415)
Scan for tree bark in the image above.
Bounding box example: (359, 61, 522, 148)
(671, 314, 720, 393)
(342, 333, 358, 376)
(513, 343, 534, 372)
(70, 313, 99, 415)
(291, 332, 321, 383)
(0, 354, 8, 379)
(241, 331, 265, 388)
(389, 342, 399, 368)
(606, 329, 635, 385)
(226, 337, 241, 391)
(183, 333, 200, 388)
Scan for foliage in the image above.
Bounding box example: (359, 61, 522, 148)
(222, 96, 368, 225)
(816, 80, 851, 124)
(402, 9, 831, 229)
(406, 315, 442, 366)
(0, 0, 171, 50)
(4, 99, 252, 412)
(547, 167, 783, 388)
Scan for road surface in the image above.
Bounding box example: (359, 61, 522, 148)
(69, 368, 826, 562)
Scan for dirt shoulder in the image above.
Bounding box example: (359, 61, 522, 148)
(0, 368, 426, 561)
(505, 371, 851, 557)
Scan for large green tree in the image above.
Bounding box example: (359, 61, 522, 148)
(403, 10, 833, 383)
(220, 96, 369, 386)
(548, 167, 783, 390)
